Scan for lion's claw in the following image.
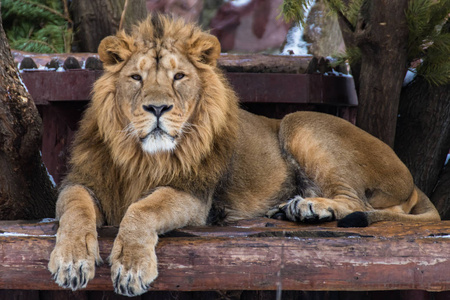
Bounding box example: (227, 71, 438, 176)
(48, 232, 102, 291)
(111, 261, 157, 296)
(49, 260, 96, 290)
(109, 234, 158, 297)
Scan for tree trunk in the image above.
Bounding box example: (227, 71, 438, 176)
(432, 165, 450, 220)
(395, 78, 450, 197)
(0, 9, 56, 219)
(71, 0, 147, 52)
(354, 0, 409, 148)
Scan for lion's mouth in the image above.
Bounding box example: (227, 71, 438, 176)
(140, 127, 176, 142)
(139, 127, 178, 154)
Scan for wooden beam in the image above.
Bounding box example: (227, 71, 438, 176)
(1, 219, 450, 292)
(21, 71, 357, 106)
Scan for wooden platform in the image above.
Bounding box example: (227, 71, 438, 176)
(1, 218, 450, 292)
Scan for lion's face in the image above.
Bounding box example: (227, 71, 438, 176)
(116, 46, 202, 154)
(97, 15, 222, 155)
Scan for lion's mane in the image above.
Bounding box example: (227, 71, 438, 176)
(64, 16, 239, 224)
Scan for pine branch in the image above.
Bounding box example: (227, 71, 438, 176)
(16, 0, 68, 22)
(12, 38, 59, 53)
(331, 46, 361, 67)
(325, 0, 355, 32)
(280, 0, 315, 26)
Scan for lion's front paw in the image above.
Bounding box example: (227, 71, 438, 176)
(109, 235, 158, 297)
(279, 196, 336, 223)
(48, 232, 102, 290)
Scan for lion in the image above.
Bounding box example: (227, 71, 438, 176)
(48, 14, 440, 296)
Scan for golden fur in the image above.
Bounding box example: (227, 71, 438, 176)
(49, 15, 440, 296)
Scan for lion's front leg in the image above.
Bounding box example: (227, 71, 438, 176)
(109, 187, 209, 297)
(48, 185, 103, 290)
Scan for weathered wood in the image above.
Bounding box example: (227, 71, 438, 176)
(1, 218, 450, 292)
(21, 70, 103, 105)
(218, 54, 312, 73)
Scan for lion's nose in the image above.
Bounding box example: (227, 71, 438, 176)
(142, 104, 173, 118)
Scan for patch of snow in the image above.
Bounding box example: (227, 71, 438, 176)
(16, 70, 29, 93)
(40, 151, 56, 187)
(329, 69, 353, 78)
(225, 0, 252, 7)
(403, 69, 417, 86)
(0, 231, 55, 237)
(39, 218, 57, 223)
(46, 169, 56, 187)
(281, 25, 311, 56)
(56, 66, 65, 72)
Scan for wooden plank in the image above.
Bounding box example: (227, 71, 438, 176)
(1, 219, 450, 292)
(227, 73, 357, 105)
(20, 70, 357, 106)
(21, 70, 102, 105)
(218, 54, 312, 73)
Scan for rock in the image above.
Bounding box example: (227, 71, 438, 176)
(303, 0, 345, 57)
(20, 57, 38, 70)
(85, 57, 103, 70)
(63, 57, 81, 70)
(45, 59, 61, 70)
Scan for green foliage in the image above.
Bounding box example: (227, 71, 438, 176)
(327, 0, 362, 28)
(406, 0, 450, 85)
(330, 46, 361, 68)
(2, 0, 72, 53)
(280, 0, 315, 26)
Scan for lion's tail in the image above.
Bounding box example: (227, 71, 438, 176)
(337, 187, 441, 227)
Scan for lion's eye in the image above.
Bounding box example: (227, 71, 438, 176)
(174, 73, 185, 80)
(131, 74, 142, 81)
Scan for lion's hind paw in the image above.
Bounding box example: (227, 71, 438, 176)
(272, 196, 336, 223)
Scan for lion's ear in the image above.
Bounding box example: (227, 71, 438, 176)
(98, 35, 133, 66)
(189, 33, 221, 67)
